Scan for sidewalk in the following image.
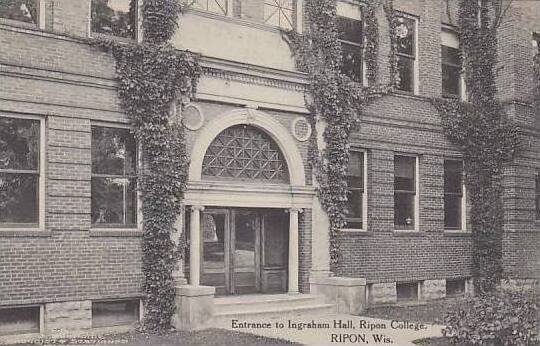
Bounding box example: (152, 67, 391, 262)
(214, 314, 445, 345)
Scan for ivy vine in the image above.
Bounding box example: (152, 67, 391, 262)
(284, 0, 395, 271)
(432, 0, 520, 295)
(90, 0, 201, 331)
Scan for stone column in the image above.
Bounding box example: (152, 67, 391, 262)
(288, 208, 301, 294)
(310, 197, 332, 279)
(172, 204, 187, 285)
(189, 205, 204, 286)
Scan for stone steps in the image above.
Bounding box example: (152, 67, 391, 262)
(212, 294, 335, 325)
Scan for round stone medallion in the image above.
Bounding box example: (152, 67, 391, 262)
(291, 117, 312, 142)
(182, 104, 204, 131)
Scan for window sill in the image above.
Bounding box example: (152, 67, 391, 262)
(444, 230, 472, 237)
(339, 228, 370, 235)
(393, 230, 423, 237)
(0, 229, 52, 237)
(89, 229, 143, 237)
(0, 17, 39, 30)
(90, 32, 136, 44)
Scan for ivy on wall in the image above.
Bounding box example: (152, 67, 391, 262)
(432, 0, 520, 295)
(90, 0, 201, 331)
(284, 0, 395, 271)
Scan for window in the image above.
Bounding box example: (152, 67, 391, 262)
(444, 160, 465, 230)
(395, 15, 417, 92)
(336, 2, 363, 82)
(534, 173, 540, 220)
(441, 28, 462, 98)
(394, 155, 417, 230)
(230, 0, 296, 30)
(396, 282, 418, 301)
(91, 126, 138, 228)
(345, 151, 366, 229)
(446, 279, 466, 297)
(0, 116, 43, 229)
(91, 0, 137, 39)
(0, 306, 40, 336)
(0, 0, 38, 24)
(193, 0, 227, 15)
(92, 300, 140, 328)
(202, 125, 289, 183)
(263, 0, 296, 30)
(533, 33, 540, 53)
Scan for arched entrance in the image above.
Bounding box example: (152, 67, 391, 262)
(184, 108, 313, 295)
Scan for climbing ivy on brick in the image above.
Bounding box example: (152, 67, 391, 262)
(284, 0, 396, 271)
(431, 0, 520, 295)
(89, 0, 200, 331)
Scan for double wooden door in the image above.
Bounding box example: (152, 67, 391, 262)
(200, 208, 288, 295)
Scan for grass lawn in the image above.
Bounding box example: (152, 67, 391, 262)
(362, 298, 466, 346)
(362, 297, 463, 325)
(15, 329, 297, 346)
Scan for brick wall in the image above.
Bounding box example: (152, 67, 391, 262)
(0, 0, 537, 315)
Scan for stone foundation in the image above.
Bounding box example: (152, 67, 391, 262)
(172, 285, 215, 331)
(420, 280, 446, 300)
(45, 300, 92, 334)
(369, 282, 397, 304)
(310, 277, 366, 314)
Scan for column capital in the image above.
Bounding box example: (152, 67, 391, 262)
(190, 205, 205, 212)
(288, 207, 303, 214)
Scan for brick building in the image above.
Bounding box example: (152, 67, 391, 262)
(0, 0, 538, 339)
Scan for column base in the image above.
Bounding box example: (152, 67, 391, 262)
(310, 277, 366, 315)
(172, 285, 215, 331)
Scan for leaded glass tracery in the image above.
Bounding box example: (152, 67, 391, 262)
(202, 125, 289, 183)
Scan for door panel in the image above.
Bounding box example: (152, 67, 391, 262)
(261, 210, 288, 293)
(201, 210, 229, 295)
(232, 210, 260, 294)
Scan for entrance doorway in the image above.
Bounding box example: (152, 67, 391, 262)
(199, 208, 289, 295)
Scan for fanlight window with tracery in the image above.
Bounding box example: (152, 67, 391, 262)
(202, 125, 289, 183)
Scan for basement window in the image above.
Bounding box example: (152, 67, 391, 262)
(0, 306, 40, 336)
(446, 279, 466, 297)
(92, 300, 140, 328)
(396, 282, 418, 301)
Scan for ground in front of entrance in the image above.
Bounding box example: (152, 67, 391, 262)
(13, 329, 297, 346)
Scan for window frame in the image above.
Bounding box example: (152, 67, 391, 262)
(188, 0, 303, 33)
(90, 122, 142, 232)
(443, 159, 468, 232)
(0, 0, 45, 29)
(342, 148, 368, 232)
(336, 1, 366, 85)
(91, 298, 142, 328)
(441, 26, 466, 100)
(0, 113, 45, 232)
(88, 0, 142, 42)
(393, 154, 419, 232)
(0, 304, 43, 337)
(394, 12, 419, 95)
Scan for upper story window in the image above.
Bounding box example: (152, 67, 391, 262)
(263, 0, 296, 30)
(336, 2, 363, 83)
(91, 126, 138, 228)
(193, 0, 227, 15)
(0, 0, 38, 24)
(0, 115, 43, 229)
(394, 155, 418, 230)
(395, 14, 417, 93)
(441, 28, 463, 98)
(444, 160, 466, 230)
(535, 172, 539, 221)
(345, 150, 367, 230)
(91, 0, 137, 39)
